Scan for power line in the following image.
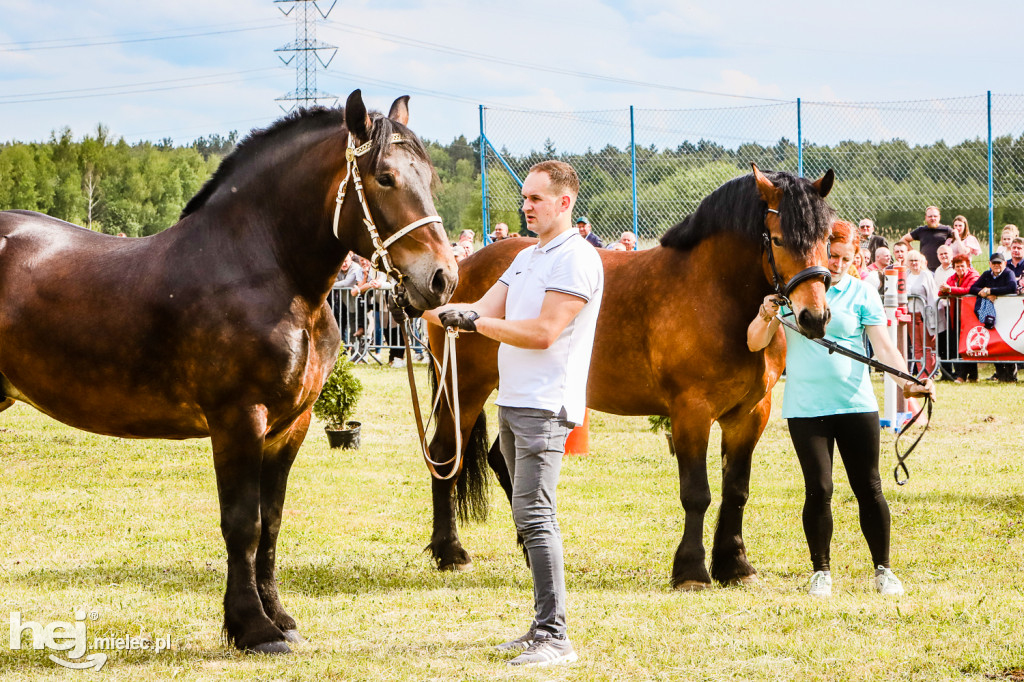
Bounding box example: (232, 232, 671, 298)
(0, 70, 281, 105)
(322, 21, 792, 104)
(0, 22, 281, 53)
(0, 68, 281, 101)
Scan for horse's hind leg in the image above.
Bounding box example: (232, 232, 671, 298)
(710, 399, 770, 585)
(255, 410, 311, 642)
(670, 407, 714, 590)
(210, 409, 288, 653)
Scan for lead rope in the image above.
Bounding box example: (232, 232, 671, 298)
(775, 314, 932, 485)
(400, 318, 463, 481)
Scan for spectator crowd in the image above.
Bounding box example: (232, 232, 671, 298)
(854, 207, 1021, 384)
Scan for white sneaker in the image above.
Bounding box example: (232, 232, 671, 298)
(874, 565, 904, 596)
(390, 359, 406, 368)
(508, 634, 577, 667)
(808, 570, 832, 598)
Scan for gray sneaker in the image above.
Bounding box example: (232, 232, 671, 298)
(508, 633, 577, 667)
(495, 627, 535, 652)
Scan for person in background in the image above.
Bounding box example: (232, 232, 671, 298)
(947, 215, 982, 259)
(576, 216, 603, 248)
(334, 252, 364, 340)
(969, 253, 1018, 382)
(900, 206, 955, 271)
(605, 243, 626, 252)
(852, 248, 865, 278)
(490, 223, 510, 242)
(996, 225, 1019, 258)
(858, 218, 888, 262)
(938, 254, 981, 384)
(891, 241, 908, 268)
(932, 244, 956, 379)
(858, 247, 872, 279)
(614, 231, 637, 251)
(933, 245, 955, 290)
(747, 220, 935, 599)
(904, 250, 939, 376)
(866, 246, 891, 273)
(1006, 237, 1024, 286)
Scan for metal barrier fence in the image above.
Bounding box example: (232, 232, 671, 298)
(328, 285, 427, 365)
(479, 94, 1024, 248)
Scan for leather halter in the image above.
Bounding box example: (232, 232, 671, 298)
(332, 132, 443, 286)
(761, 207, 832, 303)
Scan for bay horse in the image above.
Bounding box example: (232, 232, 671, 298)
(426, 165, 835, 589)
(0, 90, 457, 653)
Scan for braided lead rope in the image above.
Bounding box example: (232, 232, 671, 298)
(401, 320, 462, 480)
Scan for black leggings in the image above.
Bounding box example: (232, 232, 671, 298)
(787, 411, 891, 572)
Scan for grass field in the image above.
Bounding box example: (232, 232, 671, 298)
(1, 364, 1023, 681)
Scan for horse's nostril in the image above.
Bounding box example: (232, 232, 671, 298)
(431, 268, 447, 296)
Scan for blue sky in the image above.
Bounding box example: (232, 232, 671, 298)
(1, 0, 1022, 147)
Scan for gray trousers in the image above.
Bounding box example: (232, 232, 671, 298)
(497, 406, 574, 638)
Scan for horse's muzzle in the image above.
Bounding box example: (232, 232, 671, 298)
(797, 307, 831, 339)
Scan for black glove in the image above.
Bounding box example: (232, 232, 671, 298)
(438, 310, 479, 332)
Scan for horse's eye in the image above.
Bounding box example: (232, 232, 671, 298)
(772, 236, 783, 247)
(376, 174, 395, 187)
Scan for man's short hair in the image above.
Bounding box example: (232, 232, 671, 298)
(1012, 237, 1024, 246)
(951, 254, 971, 266)
(529, 160, 580, 198)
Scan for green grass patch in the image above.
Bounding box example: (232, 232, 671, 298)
(1, 364, 1022, 680)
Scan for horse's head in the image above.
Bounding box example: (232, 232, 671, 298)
(338, 90, 458, 310)
(752, 163, 835, 339)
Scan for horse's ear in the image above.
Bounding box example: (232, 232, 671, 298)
(751, 163, 779, 204)
(813, 169, 835, 198)
(388, 96, 410, 126)
(345, 89, 372, 142)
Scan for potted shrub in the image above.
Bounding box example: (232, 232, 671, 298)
(648, 415, 674, 455)
(313, 355, 364, 449)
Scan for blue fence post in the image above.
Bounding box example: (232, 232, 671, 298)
(479, 104, 490, 246)
(630, 105, 638, 241)
(797, 98, 803, 177)
(988, 90, 994, 253)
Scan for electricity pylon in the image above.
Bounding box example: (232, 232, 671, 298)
(274, 0, 338, 110)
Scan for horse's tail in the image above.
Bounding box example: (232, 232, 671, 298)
(427, 348, 490, 524)
(455, 411, 490, 524)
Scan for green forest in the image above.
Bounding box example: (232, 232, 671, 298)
(3, 124, 1024, 248)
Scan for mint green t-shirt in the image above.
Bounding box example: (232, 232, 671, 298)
(781, 274, 887, 419)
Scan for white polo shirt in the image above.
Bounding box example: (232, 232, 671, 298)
(495, 228, 604, 425)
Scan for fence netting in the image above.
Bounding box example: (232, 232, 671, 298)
(482, 94, 1024, 248)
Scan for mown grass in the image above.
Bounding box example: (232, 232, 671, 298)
(1, 365, 1022, 680)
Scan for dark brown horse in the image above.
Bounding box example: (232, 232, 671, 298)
(426, 166, 834, 589)
(0, 90, 457, 652)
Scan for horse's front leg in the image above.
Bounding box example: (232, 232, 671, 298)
(255, 410, 311, 643)
(210, 407, 289, 653)
(710, 399, 770, 585)
(670, 408, 714, 590)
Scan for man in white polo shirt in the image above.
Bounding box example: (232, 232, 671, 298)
(426, 160, 603, 668)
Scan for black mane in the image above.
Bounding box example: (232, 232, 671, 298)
(181, 106, 430, 218)
(660, 170, 834, 257)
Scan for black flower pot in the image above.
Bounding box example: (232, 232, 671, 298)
(325, 421, 361, 449)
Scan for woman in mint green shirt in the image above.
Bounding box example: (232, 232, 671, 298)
(747, 220, 935, 599)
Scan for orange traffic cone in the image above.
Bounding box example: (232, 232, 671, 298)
(564, 409, 589, 456)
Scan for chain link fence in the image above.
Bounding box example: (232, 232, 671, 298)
(480, 94, 1024, 249)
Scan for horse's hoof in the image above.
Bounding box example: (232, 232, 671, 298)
(723, 574, 760, 587)
(247, 640, 291, 655)
(674, 580, 712, 592)
(439, 560, 473, 572)
(282, 629, 305, 644)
